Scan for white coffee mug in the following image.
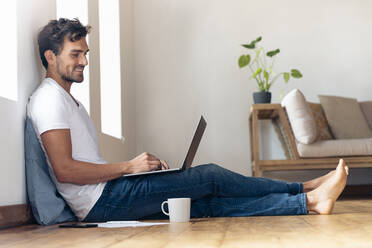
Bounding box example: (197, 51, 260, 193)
(161, 198, 191, 222)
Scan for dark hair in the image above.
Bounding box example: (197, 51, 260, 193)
(37, 18, 91, 69)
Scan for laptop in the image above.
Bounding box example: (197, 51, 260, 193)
(124, 116, 207, 177)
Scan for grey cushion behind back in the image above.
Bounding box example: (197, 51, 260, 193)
(24, 117, 77, 225)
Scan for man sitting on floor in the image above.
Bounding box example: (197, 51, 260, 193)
(27, 18, 349, 222)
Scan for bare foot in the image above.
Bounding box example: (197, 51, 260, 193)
(306, 159, 348, 214)
(303, 160, 349, 192)
(303, 170, 335, 193)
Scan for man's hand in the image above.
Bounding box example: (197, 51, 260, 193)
(128, 152, 169, 174)
(160, 160, 169, 170)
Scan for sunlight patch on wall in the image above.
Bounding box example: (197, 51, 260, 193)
(56, 0, 90, 115)
(0, 1, 17, 101)
(99, 0, 122, 139)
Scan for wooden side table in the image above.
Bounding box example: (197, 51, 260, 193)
(249, 104, 298, 177)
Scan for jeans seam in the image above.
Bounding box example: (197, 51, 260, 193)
(123, 181, 216, 198)
(209, 202, 301, 212)
(125, 180, 258, 199)
(301, 193, 307, 214)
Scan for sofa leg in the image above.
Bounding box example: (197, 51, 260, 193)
(253, 165, 261, 177)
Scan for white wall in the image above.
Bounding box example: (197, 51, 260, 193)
(88, 0, 137, 163)
(133, 0, 372, 182)
(0, 0, 56, 205)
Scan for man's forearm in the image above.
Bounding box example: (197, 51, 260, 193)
(55, 159, 133, 184)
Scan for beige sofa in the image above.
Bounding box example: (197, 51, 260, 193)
(249, 89, 372, 177)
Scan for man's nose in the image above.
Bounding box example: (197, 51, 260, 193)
(80, 55, 88, 66)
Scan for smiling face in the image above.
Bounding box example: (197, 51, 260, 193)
(53, 37, 89, 83)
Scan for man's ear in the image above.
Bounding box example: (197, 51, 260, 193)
(44, 50, 56, 66)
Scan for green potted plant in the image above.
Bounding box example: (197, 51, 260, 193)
(238, 36, 303, 103)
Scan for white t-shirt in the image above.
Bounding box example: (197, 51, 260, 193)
(27, 78, 106, 220)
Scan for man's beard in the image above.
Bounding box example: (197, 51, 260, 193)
(61, 73, 84, 83)
(58, 65, 84, 83)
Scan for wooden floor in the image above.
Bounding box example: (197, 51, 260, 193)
(1, 198, 372, 248)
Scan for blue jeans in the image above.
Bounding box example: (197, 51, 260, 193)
(84, 164, 307, 222)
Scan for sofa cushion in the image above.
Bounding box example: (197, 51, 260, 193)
(25, 117, 77, 225)
(297, 138, 372, 158)
(281, 89, 317, 144)
(318, 95, 372, 139)
(360, 101, 372, 131)
(307, 102, 333, 141)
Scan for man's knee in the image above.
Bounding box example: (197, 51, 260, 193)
(207, 163, 222, 170)
(197, 163, 220, 169)
(196, 163, 225, 176)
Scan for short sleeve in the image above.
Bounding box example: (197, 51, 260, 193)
(27, 88, 72, 136)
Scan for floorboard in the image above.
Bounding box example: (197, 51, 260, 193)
(1, 198, 372, 248)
